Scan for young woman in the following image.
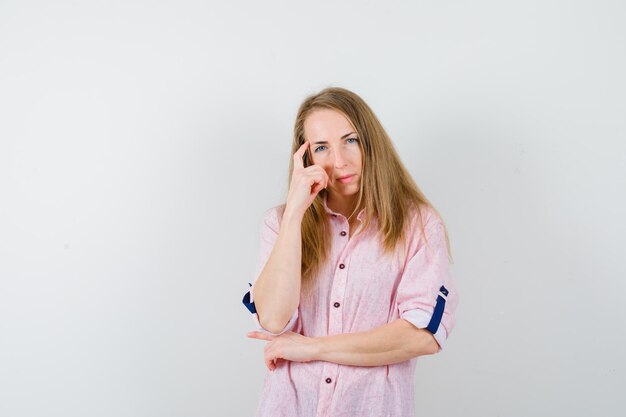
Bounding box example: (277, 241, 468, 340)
(242, 87, 459, 417)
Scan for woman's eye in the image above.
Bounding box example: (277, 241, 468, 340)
(314, 138, 357, 153)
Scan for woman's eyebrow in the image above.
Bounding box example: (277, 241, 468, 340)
(312, 132, 356, 144)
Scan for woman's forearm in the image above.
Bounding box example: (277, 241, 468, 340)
(252, 208, 303, 334)
(312, 319, 439, 366)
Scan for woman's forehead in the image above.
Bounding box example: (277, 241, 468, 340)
(304, 109, 356, 142)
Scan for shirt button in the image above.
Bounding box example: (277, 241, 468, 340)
(325, 377, 332, 383)
(340, 231, 346, 236)
(339, 263, 345, 269)
(333, 302, 340, 308)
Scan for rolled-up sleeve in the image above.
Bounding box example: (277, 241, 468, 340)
(242, 207, 298, 336)
(396, 214, 459, 351)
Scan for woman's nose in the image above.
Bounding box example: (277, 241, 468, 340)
(332, 149, 347, 168)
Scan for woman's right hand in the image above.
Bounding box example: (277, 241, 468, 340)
(285, 142, 329, 219)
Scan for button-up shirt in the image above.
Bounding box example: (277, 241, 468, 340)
(243, 194, 459, 417)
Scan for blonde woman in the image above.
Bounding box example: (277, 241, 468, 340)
(243, 87, 459, 417)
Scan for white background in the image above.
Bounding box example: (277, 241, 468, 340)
(1, 1, 624, 416)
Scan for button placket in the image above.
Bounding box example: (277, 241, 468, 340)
(329, 216, 351, 336)
(317, 362, 338, 417)
(330, 264, 349, 334)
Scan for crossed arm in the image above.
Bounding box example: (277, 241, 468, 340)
(315, 318, 440, 366)
(247, 318, 440, 371)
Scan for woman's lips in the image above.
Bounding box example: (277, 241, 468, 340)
(337, 175, 355, 184)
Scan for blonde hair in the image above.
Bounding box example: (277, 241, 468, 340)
(281, 87, 451, 295)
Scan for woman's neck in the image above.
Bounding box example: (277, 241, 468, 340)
(327, 193, 361, 220)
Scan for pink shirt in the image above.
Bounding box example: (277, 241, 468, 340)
(243, 195, 459, 417)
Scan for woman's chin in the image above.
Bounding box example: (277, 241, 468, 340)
(329, 185, 360, 197)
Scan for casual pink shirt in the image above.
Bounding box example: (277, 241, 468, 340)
(243, 195, 459, 417)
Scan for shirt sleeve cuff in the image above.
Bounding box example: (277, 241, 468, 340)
(401, 309, 448, 350)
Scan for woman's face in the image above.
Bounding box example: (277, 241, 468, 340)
(304, 108, 363, 198)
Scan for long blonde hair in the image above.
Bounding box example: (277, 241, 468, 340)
(281, 87, 451, 295)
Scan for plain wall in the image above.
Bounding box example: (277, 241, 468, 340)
(1, 0, 624, 416)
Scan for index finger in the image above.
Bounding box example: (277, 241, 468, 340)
(247, 331, 274, 341)
(293, 141, 309, 169)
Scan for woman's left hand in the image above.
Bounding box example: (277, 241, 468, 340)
(246, 331, 319, 372)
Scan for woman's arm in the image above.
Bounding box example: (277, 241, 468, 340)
(252, 208, 303, 334)
(312, 318, 440, 366)
(247, 318, 440, 370)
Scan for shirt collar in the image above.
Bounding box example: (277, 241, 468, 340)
(322, 193, 367, 222)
